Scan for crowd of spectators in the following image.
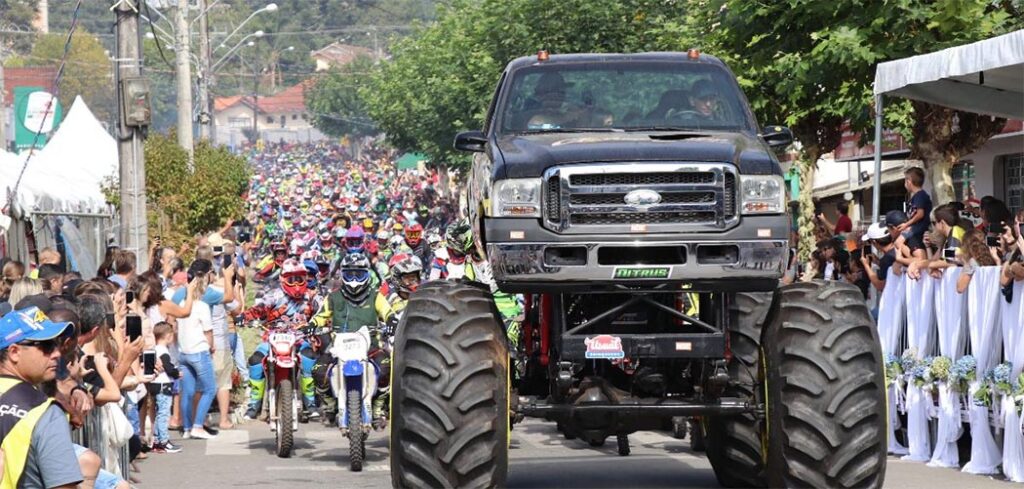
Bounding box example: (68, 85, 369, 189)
(783, 167, 1024, 311)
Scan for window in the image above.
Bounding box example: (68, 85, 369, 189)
(228, 117, 249, 128)
(302, 113, 308, 120)
(951, 160, 975, 203)
(1004, 153, 1024, 213)
(280, 115, 286, 128)
(265, 116, 274, 124)
(292, 114, 298, 120)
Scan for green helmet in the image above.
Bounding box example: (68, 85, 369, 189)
(445, 219, 474, 256)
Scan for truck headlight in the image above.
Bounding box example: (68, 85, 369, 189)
(491, 178, 542, 217)
(739, 175, 785, 214)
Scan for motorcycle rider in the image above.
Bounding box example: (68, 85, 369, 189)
(403, 222, 430, 266)
(254, 241, 288, 283)
(376, 253, 423, 326)
(243, 259, 320, 420)
(309, 254, 390, 425)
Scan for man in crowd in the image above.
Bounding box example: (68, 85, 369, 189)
(0, 308, 82, 488)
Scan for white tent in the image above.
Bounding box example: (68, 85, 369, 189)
(0, 96, 114, 216)
(874, 29, 1024, 120)
(869, 29, 1024, 220)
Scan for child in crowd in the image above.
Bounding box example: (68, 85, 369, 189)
(895, 167, 932, 250)
(151, 322, 183, 453)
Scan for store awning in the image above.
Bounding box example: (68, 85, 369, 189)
(874, 29, 1024, 119)
(396, 152, 428, 170)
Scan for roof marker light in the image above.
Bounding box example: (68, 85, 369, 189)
(687, 48, 700, 60)
(538, 50, 549, 62)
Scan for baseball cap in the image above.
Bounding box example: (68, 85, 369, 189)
(0, 306, 73, 350)
(884, 210, 908, 228)
(862, 222, 888, 242)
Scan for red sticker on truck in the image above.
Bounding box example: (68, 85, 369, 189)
(584, 334, 625, 359)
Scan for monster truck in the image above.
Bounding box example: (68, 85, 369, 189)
(389, 51, 886, 488)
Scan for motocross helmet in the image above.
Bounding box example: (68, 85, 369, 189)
(319, 229, 333, 248)
(417, 204, 430, 221)
(364, 240, 380, 257)
(446, 219, 475, 264)
(376, 229, 392, 246)
(344, 226, 366, 254)
(388, 253, 422, 298)
(362, 218, 374, 233)
(280, 258, 309, 299)
(426, 231, 443, 251)
(339, 253, 373, 304)
(271, 241, 288, 265)
(405, 222, 424, 248)
(389, 234, 405, 252)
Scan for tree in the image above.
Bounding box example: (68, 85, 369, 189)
(102, 132, 250, 251)
(306, 55, 377, 139)
(0, 0, 40, 55)
(8, 30, 115, 124)
(362, 0, 698, 166)
(710, 0, 1021, 260)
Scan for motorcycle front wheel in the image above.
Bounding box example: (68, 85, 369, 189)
(277, 379, 294, 458)
(348, 388, 364, 471)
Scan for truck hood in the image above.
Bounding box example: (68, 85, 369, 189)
(494, 131, 781, 179)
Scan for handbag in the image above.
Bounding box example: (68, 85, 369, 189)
(103, 401, 134, 449)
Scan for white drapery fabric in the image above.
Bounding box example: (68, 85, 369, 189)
(903, 274, 936, 462)
(1000, 279, 1024, 482)
(928, 269, 967, 468)
(962, 267, 1003, 475)
(879, 273, 908, 455)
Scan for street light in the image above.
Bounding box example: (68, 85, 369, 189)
(211, 31, 265, 72)
(216, 3, 278, 52)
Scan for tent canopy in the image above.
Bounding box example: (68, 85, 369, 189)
(396, 152, 428, 170)
(874, 29, 1024, 119)
(0, 96, 113, 215)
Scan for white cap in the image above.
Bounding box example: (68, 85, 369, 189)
(861, 222, 887, 242)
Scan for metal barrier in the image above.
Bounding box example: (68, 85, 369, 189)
(69, 403, 132, 480)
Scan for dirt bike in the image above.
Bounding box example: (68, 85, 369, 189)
(327, 324, 390, 471)
(257, 319, 309, 458)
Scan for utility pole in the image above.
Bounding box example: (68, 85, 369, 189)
(251, 52, 259, 145)
(174, 0, 194, 165)
(0, 62, 6, 152)
(114, 0, 149, 271)
(197, 0, 213, 143)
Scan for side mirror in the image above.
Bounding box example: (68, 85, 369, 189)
(761, 125, 793, 149)
(454, 130, 486, 153)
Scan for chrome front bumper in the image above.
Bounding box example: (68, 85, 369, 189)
(487, 240, 787, 292)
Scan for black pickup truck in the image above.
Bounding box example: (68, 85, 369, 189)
(389, 51, 886, 489)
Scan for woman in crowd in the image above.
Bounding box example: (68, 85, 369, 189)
(176, 260, 219, 440)
(8, 277, 43, 306)
(956, 228, 1000, 293)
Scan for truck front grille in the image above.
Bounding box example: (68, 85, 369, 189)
(542, 163, 738, 234)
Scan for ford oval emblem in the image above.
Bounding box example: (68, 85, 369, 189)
(624, 189, 662, 206)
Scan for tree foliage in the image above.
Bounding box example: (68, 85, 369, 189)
(7, 31, 115, 124)
(102, 132, 250, 251)
(361, 0, 698, 166)
(306, 55, 377, 138)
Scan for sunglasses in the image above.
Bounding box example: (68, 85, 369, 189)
(20, 339, 60, 355)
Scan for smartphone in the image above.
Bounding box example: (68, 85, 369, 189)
(223, 255, 233, 270)
(987, 235, 1000, 247)
(126, 315, 143, 342)
(143, 351, 157, 376)
(213, 245, 224, 254)
(862, 245, 871, 257)
(125, 290, 135, 304)
(83, 355, 96, 371)
(943, 248, 956, 260)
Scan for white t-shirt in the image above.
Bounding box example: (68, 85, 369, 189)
(177, 300, 213, 355)
(153, 344, 174, 384)
(208, 285, 238, 351)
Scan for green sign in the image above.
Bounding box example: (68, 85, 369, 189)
(14, 87, 62, 153)
(613, 267, 672, 279)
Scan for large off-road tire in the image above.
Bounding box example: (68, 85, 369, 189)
(390, 281, 509, 489)
(705, 292, 772, 488)
(764, 281, 886, 488)
(276, 380, 294, 458)
(348, 389, 364, 472)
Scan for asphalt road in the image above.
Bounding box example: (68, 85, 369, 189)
(134, 415, 1016, 488)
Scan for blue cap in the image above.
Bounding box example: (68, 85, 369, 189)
(0, 307, 73, 350)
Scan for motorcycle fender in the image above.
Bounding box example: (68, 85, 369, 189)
(343, 359, 363, 377)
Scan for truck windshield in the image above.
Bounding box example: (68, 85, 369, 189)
(496, 61, 752, 135)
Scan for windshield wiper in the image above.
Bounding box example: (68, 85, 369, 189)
(515, 128, 622, 135)
(623, 126, 698, 132)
